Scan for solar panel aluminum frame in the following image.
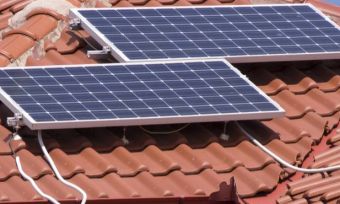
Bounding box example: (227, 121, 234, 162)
(69, 4, 340, 63)
(0, 59, 284, 130)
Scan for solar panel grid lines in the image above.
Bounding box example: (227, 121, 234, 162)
(0, 60, 283, 130)
(70, 4, 340, 63)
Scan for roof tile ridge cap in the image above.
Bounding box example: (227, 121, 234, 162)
(26, 7, 65, 21)
(2, 29, 38, 41)
(1, 7, 65, 44)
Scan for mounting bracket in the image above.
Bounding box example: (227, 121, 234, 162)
(7, 113, 23, 132)
(69, 18, 81, 30)
(87, 46, 110, 59)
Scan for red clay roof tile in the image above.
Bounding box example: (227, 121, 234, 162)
(66, 0, 82, 7)
(0, 34, 35, 61)
(9, 0, 33, 14)
(263, 112, 326, 143)
(328, 132, 340, 146)
(307, 0, 340, 17)
(18, 13, 59, 40)
(156, 0, 177, 5)
(303, 65, 340, 92)
(0, 12, 12, 30)
(15, 149, 53, 179)
(0, 0, 24, 12)
(271, 90, 314, 118)
(0, 8, 63, 65)
(0, 0, 338, 203)
(51, 31, 84, 54)
(246, 67, 288, 96)
(26, 8, 64, 21)
(275, 128, 340, 204)
(0, 155, 19, 181)
(277, 195, 293, 204)
(324, 112, 340, 130)
(274, 67, 318, 94)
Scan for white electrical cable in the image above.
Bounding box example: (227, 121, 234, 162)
(139, 123, 190, 135)
(15, 157, 61, 204)
(237, 122, 340, 173)
(37, 131, 87, 204)
(9, 133, 60, 204)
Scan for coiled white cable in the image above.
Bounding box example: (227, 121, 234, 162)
(9, 134, 60, 204)
(37, 131, 87, 204)
(237, 122, 340, 173)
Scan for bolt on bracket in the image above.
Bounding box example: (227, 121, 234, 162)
(87, 46, 111, 59)
(69, 18, 81, 30)
(7, 113, 23, 131)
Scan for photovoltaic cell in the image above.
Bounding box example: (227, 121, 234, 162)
(0, 60, 283, 130)
(70, 4, 340, 62)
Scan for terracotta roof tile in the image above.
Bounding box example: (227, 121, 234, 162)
(0, 176, 42, 202)
(26, 8, 64, 21)
(246, 67, 288, 96)
(64, 164, 281, 199)
(0, 8, 63, 65)
(263, 112, 326, 143)
(277, 195, 293, 204)
(274, 67, 318, 94)
(8, 0, 33, 14)
(0, 155, 19, 181)
(0, 34, 35, 61)
(156, 0, 177, 5)
(27, 49, 100, 66)
(271, 90, 314, 118)
(323, 111, 340, 130)
(328, 131, 340, 146)
(16, 149, 53, 178)
(303, 65, 340, 92)
(50, 31, 84, 54)
(0, 54, 10, 67)
(0, 12, 12, 30)
(0, 0, 338, 203)
(307, 0, 340, 17)
(274, 128, 340, 204)
(66, 0, 82, 7)
(10, 10, 60, 40)
(300, 89, 339, 116)
(0, 0, 24, 12)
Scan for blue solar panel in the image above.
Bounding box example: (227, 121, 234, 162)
(0, 60, 283, 130)
(70, 4, 340, 62)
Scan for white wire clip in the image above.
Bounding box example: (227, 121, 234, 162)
(220, 121, 230, 141)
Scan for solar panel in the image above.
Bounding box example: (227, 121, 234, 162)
(0, 60, 283, 130)
(70, 4, 340, 63)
